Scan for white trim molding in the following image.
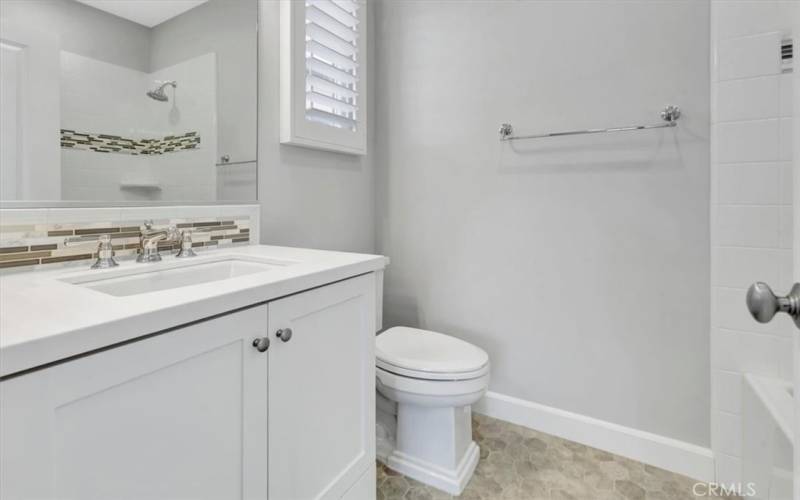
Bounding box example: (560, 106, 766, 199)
(473, 391, 715, 483)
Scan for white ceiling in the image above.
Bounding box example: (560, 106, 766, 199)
(74, 0, 208, 28)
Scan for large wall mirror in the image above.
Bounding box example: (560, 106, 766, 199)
(0, 0, 258, 204)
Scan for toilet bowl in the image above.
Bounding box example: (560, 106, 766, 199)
(375, 327, 490, 495)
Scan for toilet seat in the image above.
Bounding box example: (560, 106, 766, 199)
(376, 359, 489, 381)
(376, 365, 490, 406)
(376, 327, 489, 381)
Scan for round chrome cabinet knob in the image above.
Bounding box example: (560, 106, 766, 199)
(276, 328, 293, 342)
(252, 337, 270, 352)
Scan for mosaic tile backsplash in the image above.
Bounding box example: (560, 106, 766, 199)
(0, 206, 258, 271)
(61, 129, 201, 155)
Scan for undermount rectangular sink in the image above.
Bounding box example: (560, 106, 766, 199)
(62, 258, 286, 297)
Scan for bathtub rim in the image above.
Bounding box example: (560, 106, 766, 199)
(744, 373, 794, 446)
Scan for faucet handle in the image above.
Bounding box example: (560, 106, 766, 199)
(175, 230, 198, 258)
(90, 234, 119, 269)
(64, 233, 115, 247)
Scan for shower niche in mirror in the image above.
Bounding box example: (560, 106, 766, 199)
(0, 0, 257, 203)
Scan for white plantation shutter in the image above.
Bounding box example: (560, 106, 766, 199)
(281, 0, 366, 154)
(304, 0, 360, 131)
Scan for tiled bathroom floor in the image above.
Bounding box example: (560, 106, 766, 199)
(377, 414, 737, 500)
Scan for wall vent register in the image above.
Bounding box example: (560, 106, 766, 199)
(782, 39, 793, 72)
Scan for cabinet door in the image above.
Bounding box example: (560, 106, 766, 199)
(0, 304, 269, 500)
(268, 274, 376, 500)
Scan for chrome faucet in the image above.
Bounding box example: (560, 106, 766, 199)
(175, 226, 217, 258)
(64, 234, 119, 269)
(137, 220, 180, 263)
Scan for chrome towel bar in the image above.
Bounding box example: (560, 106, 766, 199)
(498, 105, 680, 142)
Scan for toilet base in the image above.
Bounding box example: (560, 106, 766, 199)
(377, 399, 480, 495)
(386, 441, 480, 495)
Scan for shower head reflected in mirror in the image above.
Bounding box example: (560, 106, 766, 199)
(146, 80, 177, 102)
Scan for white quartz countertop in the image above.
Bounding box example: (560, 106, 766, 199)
(0, 245, 388, 378)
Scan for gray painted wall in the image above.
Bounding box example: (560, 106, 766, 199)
(256, 0, 375, 254)
(374, 0, 711, 446)
(0, 0, 149, 72)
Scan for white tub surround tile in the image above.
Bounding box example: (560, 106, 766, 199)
(779, 162, 793, 204)
(711, 329, 740, 372)
(716, 287, 794, 337)
(717, 77, 780, 122)
(778, 73, 793, 117)
(60, 53, 218, 202)
(711, 3, 794, 485)
(714, 247, 781, 289)
(716, 120, 780, 163)
(776, 337, 793, 380)
(712, 411, 743, 457)
(717, 32, 782, 81)
(712, 328, 790, 381)
(716, 206, 780, 247)
(736, 333, 784, 377)
(714, 452, 742, 486)
(712, 370, 742, 415)
(717, 163, 781, 205)
(778, 117, 793, 161)
(714, 4, 794, 40)
(776, 250, 794, 292)
(778, 205, 793, 249)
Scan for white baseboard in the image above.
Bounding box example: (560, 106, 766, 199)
(473, 391, 715, 483)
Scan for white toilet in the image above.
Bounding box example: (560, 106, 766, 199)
(375, 326, 490, 495)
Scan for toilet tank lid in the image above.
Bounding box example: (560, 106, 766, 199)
(376, 327, 489, 375)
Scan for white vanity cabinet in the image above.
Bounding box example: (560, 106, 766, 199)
(268, 273, 376, 500)
(0, 273, 376, 500)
